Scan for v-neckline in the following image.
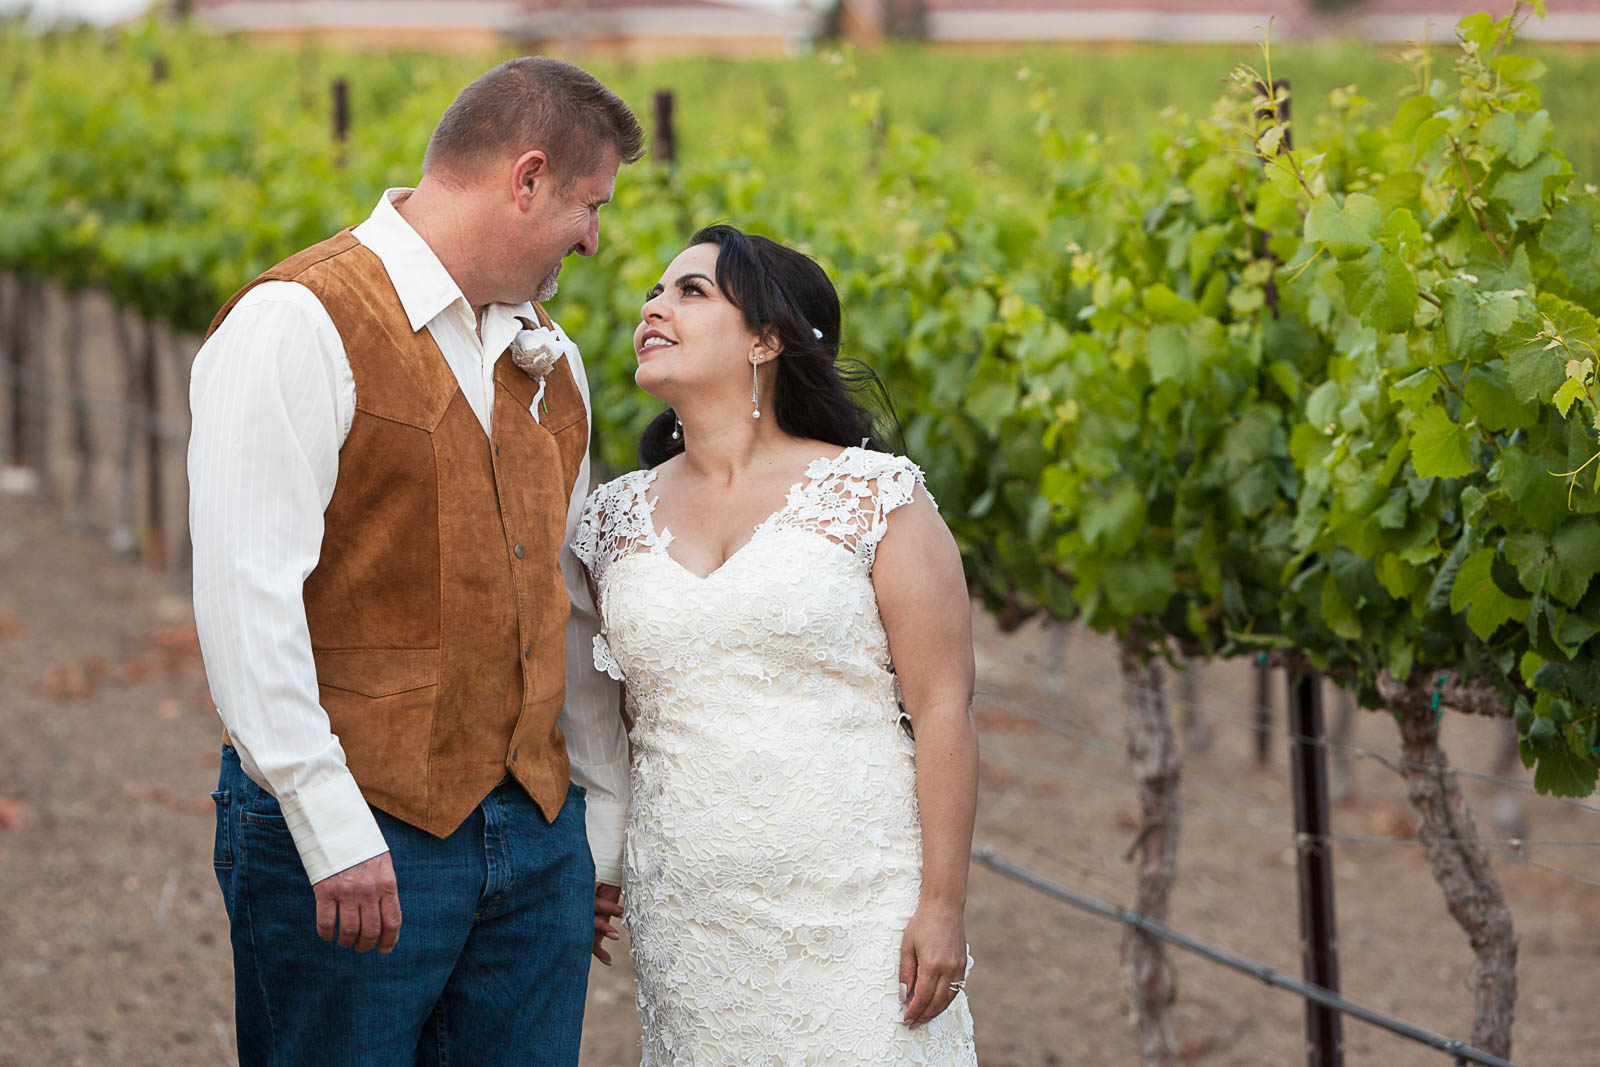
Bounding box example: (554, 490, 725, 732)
(640, 447, 857, 581)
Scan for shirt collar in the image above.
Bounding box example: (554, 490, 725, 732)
(351, 188, 537, 337)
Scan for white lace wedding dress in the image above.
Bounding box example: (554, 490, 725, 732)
(573, 447, 978, 1066)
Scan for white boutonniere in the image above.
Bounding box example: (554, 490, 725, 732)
(510, 319, 579, 417)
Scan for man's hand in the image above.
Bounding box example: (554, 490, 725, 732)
(592, 883, 623, 965)
(312, 852, 401, 954)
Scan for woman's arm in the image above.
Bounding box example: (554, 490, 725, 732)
(872, 485, 978, 1027)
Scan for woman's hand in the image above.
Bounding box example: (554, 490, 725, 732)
(592, 883, 623, 965)
(898, 901, 968, 1027)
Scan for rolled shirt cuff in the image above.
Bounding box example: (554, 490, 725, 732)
(585, 796, 627, 887)
(277, 770, 391, 885)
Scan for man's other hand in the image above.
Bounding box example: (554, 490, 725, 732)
(312, 852, 402, 954)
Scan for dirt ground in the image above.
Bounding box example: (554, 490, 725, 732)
(2, 491, 1597, 1067)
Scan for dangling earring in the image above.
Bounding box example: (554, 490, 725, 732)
(670, 415, 682, 441)
(751, 355, 762, 420)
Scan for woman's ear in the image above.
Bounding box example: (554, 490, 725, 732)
(756, 326, 785, 360)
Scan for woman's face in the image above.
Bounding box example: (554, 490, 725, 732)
(633, 243, 766, 405)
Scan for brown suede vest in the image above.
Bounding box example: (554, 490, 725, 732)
(206, 231, 589, 835)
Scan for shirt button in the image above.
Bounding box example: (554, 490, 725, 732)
(511, 748, 519, 763)
(513, 544, 524, 559)
(523, 644, 531, 660)
(493, 443, 500, 456)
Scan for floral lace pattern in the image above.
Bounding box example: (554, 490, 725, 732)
(573, 448, 977, 1066)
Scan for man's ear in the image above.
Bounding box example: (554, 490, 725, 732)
(511, 149, 550, 210)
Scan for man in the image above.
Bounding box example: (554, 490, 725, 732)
(189, 58, 638, 1065)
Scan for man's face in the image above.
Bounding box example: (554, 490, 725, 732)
(520, 148, 619, 303)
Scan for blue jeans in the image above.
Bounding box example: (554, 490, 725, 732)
(211, 745, 594, 1066)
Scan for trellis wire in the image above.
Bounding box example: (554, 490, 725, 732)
(984, 695, 1600, 850)
(970, 845, 1520, 1067)
(992, 632, 1600, 813)
(978, 691, 1600, 894)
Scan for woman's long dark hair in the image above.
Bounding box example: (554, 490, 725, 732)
(639, 224, 901, 468)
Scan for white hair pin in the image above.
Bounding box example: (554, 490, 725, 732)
(813, 328, 824, 340)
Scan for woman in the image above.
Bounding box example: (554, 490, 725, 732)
(573, 225, 979, 1064)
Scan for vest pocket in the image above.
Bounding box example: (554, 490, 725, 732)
(314, 648, 442, 807)
(314, 647, 440, 697)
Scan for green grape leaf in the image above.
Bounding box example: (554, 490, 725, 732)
(1462, 367, 1537, 431)
(1542, 198, 1600, 305)
(1553, 375, 1587, 416)
(1458, 12, 1502, 56)
(1450, 548, 1530, 639)
(1375, 489, 1409, 530)
(1306, 380, 1342, 428)
(1187, 156, 1236, 222)
(1481, 109, 1552, 169)
(1479, 292, 1523, 337)
(1505, 522, 1600, 607)
(1531, 742, 1600, 798)
(1477, 244, 1536, 293)
(1339, 247, 1417, 333)
(1427, 535, 1475, 613)
(1569, 714, 1600, 756)
(1489, 153, 1564, 219)
(1493, 54, 1547, 85)
(1528, 714, 1560, 751)
(1512, 111, 1554, 168)
(1560, 612, 1600, 650)
(1146, 323, 1195, 385)
(1100, 556, 1177, 619)
(1504, 295, 1600, 402)
(1373, 171, 1424, 220)
(1439, 278, 1495, 364)
(1142, 285, 1200, 325)
(1381, 207, 1423, 252)
(1412, 116, 1451, 157)
(1479, 111, 1520, 159)
(1305, 192, 1381, 261)
(967, 379, 1016, 435)
(1492, 553, 1533, 598)
(1320, 573, 1363, 640)
(1519, 657, 1545, 691)
(1390, 95, 1437, 142)
(1496, 446, 1575, 532)
(1409, 406, 1479, 478)
(1080, 483, 1147, 555)
(1533, 658, 1600, 702)
(1390, 368, 1439, 413)
(1378, 552, 1419, 598)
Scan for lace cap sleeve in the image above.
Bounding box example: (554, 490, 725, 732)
(572, 470, 659, 586)
(863, 452, 935, 565)
(874, 453, 936, 520)
(572, 476, 626, 581)
(571, 484, 608, 574)
(789, 449, 936, 569)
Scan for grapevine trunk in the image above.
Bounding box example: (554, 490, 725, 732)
(1118, 636, 1180, 1067)
(1392, 705, 1518, 1059)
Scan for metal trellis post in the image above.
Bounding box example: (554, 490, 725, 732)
(1287, 670, 1343, 1066)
